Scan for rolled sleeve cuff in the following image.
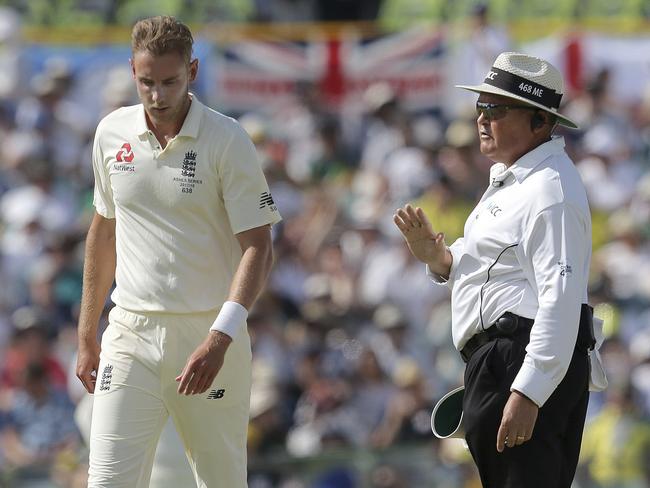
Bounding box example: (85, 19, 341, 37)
(425, 246, 460, 288)
(426, 263, 448, 284)
(93, 200, 115, 219)
(511, 362, 557, 407)
(448, 245, 462, 283)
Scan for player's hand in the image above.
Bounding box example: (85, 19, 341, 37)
(77, 339, 101, 394)
(496, 390, 538, 452)
(176, 331, 232, 395)
(393, 204, 450, 276)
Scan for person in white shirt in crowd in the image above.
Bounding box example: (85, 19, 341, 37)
(450, 3, 511, 119)
(577, 122, 644, 213)
(75, 16, 280, 487)
(394, 52, 597, 488)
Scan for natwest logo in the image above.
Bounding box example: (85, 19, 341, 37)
(116, 143, 135, 163)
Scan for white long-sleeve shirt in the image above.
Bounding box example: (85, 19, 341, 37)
(429, 137, 591, 407)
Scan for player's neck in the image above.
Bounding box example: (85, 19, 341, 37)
(145, 96, 192, 149)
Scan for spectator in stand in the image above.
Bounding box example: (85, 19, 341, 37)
(0, 307, 67, 392)
(579, 380, 650, 488)
(451, 3, 511, 118)
(577, 123, 644, 213)
(0, 362, 79, 486)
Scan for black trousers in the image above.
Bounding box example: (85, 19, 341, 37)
(463, 335, 590, 488)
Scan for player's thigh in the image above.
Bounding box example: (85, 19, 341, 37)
(89, 318, 168, 488)
(150, 418, 196, 488)
(163, 314, 252, 487)
(170, 402, 249, 488)
(88, 384, 169, 487)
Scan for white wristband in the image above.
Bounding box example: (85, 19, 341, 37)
(209, 301, 248, 339)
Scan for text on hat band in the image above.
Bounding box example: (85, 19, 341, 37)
(483, 66, 562, 109)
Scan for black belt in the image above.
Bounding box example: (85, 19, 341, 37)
(460, 312, 533, 363)
(459, 304, 596, 364)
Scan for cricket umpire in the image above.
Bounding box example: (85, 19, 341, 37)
(394, 52, 595, 487)
(76, 16, 281, 487)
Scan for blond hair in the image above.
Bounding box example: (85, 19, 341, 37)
(131, 16, 193, 64)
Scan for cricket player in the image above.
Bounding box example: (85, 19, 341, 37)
(76, 16, 281, 487)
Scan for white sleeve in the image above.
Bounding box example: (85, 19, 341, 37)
(91, 123, 115, 218)
(511, 203, 589, 406)
(218, 123, 282, 234)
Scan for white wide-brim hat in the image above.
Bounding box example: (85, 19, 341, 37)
(456, 52, 578, 129)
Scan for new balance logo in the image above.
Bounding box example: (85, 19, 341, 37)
(99, 364, 113, 391)
(207, 389, 225, 400)
(259, 192, 275, 209)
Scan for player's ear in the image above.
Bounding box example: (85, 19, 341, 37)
(129, 58, 136, 79)
(189, 58, 199, 83)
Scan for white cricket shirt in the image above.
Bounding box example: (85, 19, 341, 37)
(429, 137, 591, 406)
(92, 95, 281, 313)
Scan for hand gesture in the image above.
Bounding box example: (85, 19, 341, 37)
(77, 339, 101, 394)
(176, 331, 232, 395)
(393, 204, 450, 276)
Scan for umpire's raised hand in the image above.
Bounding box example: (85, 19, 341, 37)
(393, 204, 452, 278)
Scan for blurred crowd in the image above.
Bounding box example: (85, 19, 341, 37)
(9, 0, 650, 28)
(1, 5, 650, 488)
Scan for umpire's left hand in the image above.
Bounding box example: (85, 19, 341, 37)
(497, 390, 539, 452)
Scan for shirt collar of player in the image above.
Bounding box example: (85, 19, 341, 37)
(134, 93, 202, 139)
(135, 105, 148, 136)
(506, 136, 566, 184)
(455, 51, 579, 129)
(176, 93, 201, 139)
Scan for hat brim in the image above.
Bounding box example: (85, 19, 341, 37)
(456, 83, 579, 129)
(431, 385, 465, 439)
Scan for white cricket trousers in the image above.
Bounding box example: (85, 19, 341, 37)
(88, 306, 252, 488)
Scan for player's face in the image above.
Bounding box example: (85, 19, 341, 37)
(131, 50, 198, 128)
(476, 93, 537, 165)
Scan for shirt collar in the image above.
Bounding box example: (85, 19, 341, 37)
(135, 93, 203, 139)
(135, 105, 148, 137)
(508, 136, 566, 183)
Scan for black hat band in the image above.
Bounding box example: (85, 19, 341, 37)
(483, 66, 562, 109)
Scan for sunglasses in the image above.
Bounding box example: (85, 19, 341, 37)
(476, 102, 538, 121)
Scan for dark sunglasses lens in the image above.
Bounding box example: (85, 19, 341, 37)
(476, 106, 490, 119)
(476, 104, 506, 120)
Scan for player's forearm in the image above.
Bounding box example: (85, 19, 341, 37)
(227, 240, 273, 310)
(78, 215, 116, 343)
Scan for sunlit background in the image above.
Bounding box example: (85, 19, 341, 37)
(0, 1, 649, 487)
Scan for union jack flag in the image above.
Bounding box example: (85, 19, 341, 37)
(213, 27, 448, 113)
